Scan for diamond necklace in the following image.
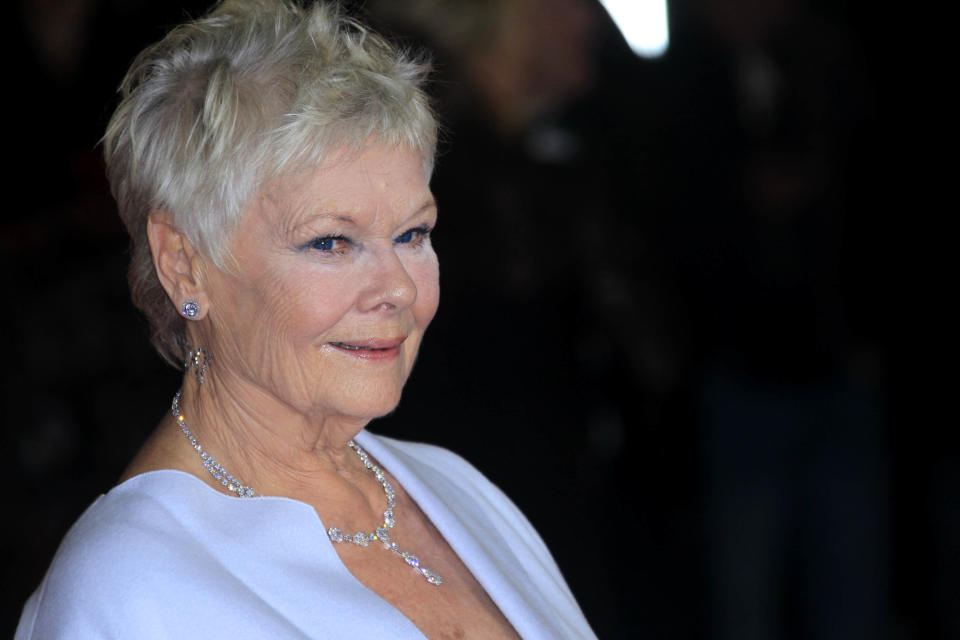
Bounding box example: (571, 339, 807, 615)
(171, 391, 443, 586)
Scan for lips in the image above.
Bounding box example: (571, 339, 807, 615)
(330, 342, 379, 351)
(327, 337, 406, 360)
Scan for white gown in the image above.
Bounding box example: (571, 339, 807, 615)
(15, 431, 596, 639)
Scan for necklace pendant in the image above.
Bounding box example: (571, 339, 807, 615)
(327, 522, 443, 586)
(421, 569, 443, 586)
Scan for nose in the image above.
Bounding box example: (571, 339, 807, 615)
(359, 246, 418, 312)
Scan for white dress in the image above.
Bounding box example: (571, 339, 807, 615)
(15, 431, 596, 639)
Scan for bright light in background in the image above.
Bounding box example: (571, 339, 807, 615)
(599, 0, 670, 59)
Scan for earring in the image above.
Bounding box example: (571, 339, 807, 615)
(181, 300, 201, 320)
(185, 346, 212, 384)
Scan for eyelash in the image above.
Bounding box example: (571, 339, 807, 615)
(393, 225, 432, 246)
(304, 225, 432, 254)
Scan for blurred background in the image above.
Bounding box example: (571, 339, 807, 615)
(1, 0, 945, 638)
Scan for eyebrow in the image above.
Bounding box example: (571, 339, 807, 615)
(410, 197, 438, 217)
(313, 212, 358, 225)
(285, 196, 437, 235)
(281, 209, 358, 235)
(323, 197, 437, 224)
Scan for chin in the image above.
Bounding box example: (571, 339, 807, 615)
(325, 384, 406, 422)
(369, 389, 407, 418)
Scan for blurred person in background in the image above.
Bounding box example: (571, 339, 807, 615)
(658, 1, 885, 638)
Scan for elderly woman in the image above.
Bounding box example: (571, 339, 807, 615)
(15, 1, 595, 639)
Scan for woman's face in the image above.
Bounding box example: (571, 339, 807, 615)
(199, 144, 439, 422)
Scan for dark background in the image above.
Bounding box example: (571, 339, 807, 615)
(2, 1, 946, 638)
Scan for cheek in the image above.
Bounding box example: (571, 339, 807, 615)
(207, 282, 291, 371)
(210, 267, 349, 356)
(269, 275, 356, 342)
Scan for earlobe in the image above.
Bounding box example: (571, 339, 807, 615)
(146, 213, 210, 320)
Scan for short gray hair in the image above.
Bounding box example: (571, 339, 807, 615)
(103, 0, 436, 366)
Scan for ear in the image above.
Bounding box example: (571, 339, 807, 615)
(146, 212, 210, 321)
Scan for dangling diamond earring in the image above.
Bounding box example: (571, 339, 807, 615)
(185, 346, 212, 384)
(181, 300, 201, 320)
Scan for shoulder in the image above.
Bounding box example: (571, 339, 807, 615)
(44, 474, 195, 585)
(16, 472, 225, 639)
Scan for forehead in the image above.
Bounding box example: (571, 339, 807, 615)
(261, 145, 433, 228)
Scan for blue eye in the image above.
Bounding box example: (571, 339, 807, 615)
(309, 236, 348, 252)
(394, 225, 431, 245)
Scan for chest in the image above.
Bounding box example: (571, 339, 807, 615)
(331, 512, 521, 639)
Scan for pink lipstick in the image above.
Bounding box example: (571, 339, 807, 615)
(328, 337, 405, 361)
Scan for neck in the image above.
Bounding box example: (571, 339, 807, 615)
(173, 369, 380, 511)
